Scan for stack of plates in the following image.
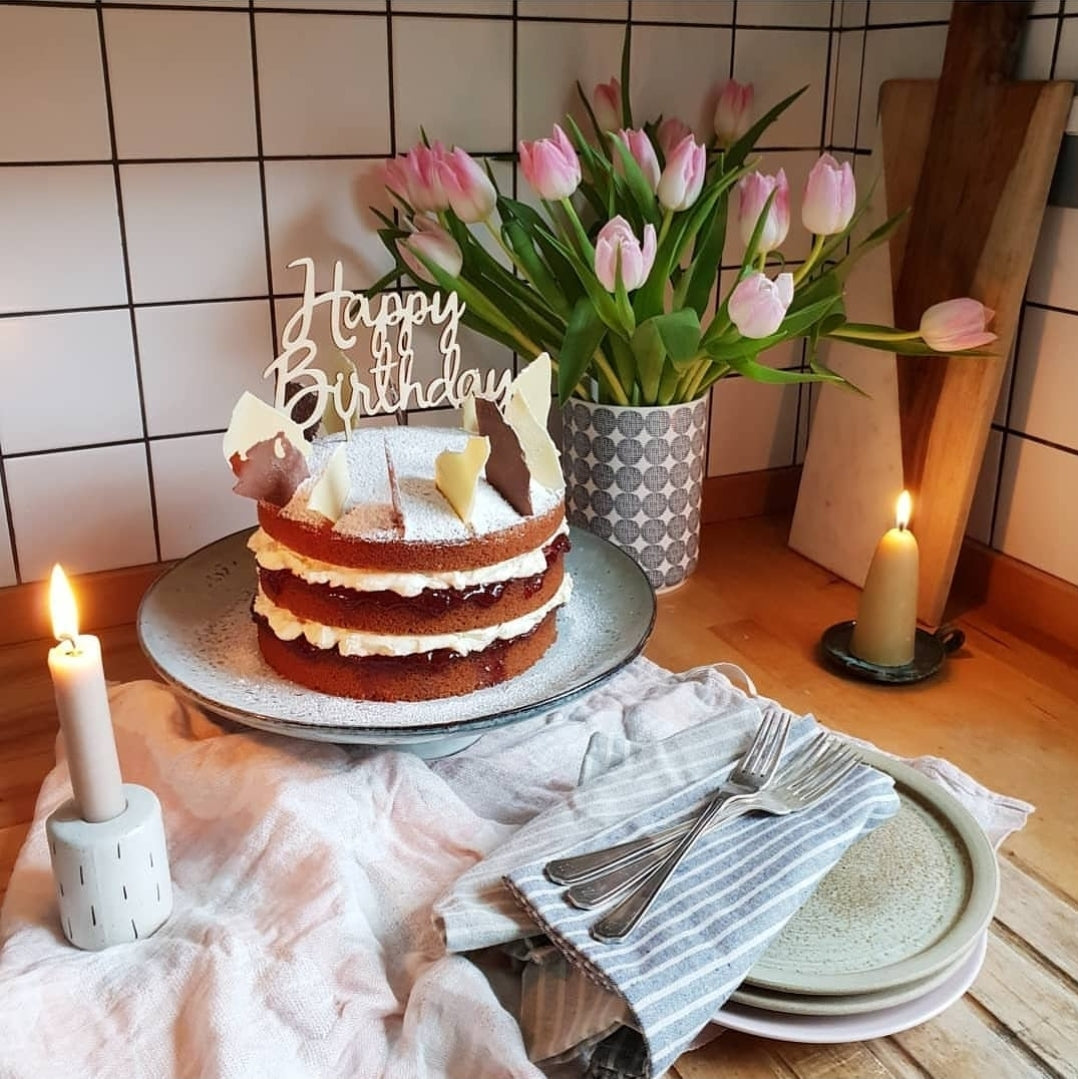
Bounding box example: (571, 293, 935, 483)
(715, 748, 999, 1043)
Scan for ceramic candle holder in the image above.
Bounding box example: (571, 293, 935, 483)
(819, 621, 965, 685)
(46, 783, 173, 951)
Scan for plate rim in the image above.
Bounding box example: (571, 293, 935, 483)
(744, 747, 999, 997)
(716, 929, 988, 1042)
(136, 525, 656, 744)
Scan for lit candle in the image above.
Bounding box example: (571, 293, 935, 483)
(850, 491, 920, 667)
(47, 565, 126, 823)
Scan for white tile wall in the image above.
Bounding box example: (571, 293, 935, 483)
(104, 9, 257, 159)
(0, 481, 15, 588)
(121, 162, 268, 303)
(256, 13, 390, 156)
(7, 444, 156, 581)
(0, 310, 142, 454)
(0, 166, 126, 314)
(0, 6, 110, 162)
(151, 434, 257, 561)
(0, 0, 1075, 593)
(995, 435, 1078, 586)
(137, 301, 275, 436)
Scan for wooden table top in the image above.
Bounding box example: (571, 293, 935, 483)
(2, 516, 1075, 1078)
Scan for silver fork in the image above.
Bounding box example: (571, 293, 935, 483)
(546, 709, 790, 889)
(569, 734, 860, 911)
(576, 709, 792, 944)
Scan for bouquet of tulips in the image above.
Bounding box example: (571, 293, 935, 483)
(366, 35, 995, 408)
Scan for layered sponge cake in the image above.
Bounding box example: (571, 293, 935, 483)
(230, 419, 571, 702)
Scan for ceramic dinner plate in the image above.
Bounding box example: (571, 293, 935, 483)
(716, 931, 988, 1042)
(137, 526, 655, 750)
(744, 748, 999, 998)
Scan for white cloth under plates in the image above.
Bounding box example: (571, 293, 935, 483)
(0, 660, 1032, 1079)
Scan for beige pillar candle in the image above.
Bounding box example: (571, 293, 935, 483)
(47, 566, 126, 823)
(850, 491, 920, 667)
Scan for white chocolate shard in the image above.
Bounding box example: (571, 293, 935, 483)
(510, 353, 553, 427)
(461, 393, 479, 434)
(506, 391, 563, 491)
(435, 436, 491, 524)
(306, 443, 350, 522)
(223, 391, 311, 463)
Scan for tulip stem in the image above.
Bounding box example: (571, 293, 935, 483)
(657, 208, 674, 248)
(483, 219, 527, 275)
(792, 234, 827, 286)
(829, 326, 921, 342)
(592, 349, 631, 406)
(559, 198, 596, 260)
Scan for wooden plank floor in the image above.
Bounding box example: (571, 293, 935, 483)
(1, 516, 1075, 1078)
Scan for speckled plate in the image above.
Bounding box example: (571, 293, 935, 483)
(744, 748, 998, 997)
(137, 526, 655, 750)
(716, 931, 988, 1042)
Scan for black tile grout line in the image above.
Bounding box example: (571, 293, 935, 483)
(988, 425, 1078, 460)
(989, 295, 1031, 549)
(249, 1, 283, 392)
(386, 0, 407, 421)
(94, 1, 162, 569)
(0, 145, 842, 169)
(1050, 0, 1067, 78)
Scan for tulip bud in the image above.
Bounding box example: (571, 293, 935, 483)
(801, 153, 856, 236)
(519, 124, 582, 201)
(593, 215, 657, 292)
(919, 298, 998, 352)
(728, 271, 795, 338)
(736, 169, 790, 254)
(593, 78, 622, 133)
(438, 147, 497, 223)
(389, 143, 450, 214)
(656, 117, 693, 159)
(613, 129, 661, 192)
(399, 216, 463, 283)
(657, 134, 707, 212)
(714, 78, 754, 148)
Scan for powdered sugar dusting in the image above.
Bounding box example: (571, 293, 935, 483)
(281, 427, 564, 544)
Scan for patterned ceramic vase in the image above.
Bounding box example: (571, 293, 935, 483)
(561, 397, 709, 592)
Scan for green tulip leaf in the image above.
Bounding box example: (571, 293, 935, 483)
(543, 232, 632, 339)
(725, 86, 807, 168)
(645, 309, 702, 369)
(631, 319, 668, 403)
(558, 298, 607, 405)
(607, 134, 660, 225)
(619, 22, 634, 128)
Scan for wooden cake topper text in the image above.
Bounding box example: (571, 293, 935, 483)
(265, 258, 513, 436)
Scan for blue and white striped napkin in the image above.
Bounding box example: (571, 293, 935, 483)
(441, 705, 899, 1079)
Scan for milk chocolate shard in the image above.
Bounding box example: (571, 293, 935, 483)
(435, 436, 491, 524)
(230, 434, 310, 507)
(476, 398, 533, 517)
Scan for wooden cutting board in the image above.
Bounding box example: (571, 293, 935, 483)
(791, 3, 1071, 627)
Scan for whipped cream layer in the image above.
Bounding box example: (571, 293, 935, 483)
(254, 575, 573, 658)
(248, 523, 568, 596)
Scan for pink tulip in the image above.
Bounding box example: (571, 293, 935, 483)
(657, 134, 707, 212)
(385, 143, 450, 213)
(728, 271, 795, 338)
(714, 78, 754, 148)
(519, 124, 581, 201)
(802, 153, 856, 236)
(593, 78, 622, 133)
(736, 168, 790, 253)
(593, 215, 657, 292)
(613, 128, 661, 192)
(399, 216, 463, 283)
(656, 117, 693, 159)
(919, 298, 997, 352)
(437, 147, 497, 223)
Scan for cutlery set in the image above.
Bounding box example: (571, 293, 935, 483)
(543, 709, 863, 942)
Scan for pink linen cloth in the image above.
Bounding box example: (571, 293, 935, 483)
(0, 662, 1032, 1079)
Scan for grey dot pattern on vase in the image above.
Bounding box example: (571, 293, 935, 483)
(562, 398, 709, 590)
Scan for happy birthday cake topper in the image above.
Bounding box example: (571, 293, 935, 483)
(264, 258, 514, 438)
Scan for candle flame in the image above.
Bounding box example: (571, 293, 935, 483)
(49, 564, 79, 642)
(896, 490, 913, 530)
